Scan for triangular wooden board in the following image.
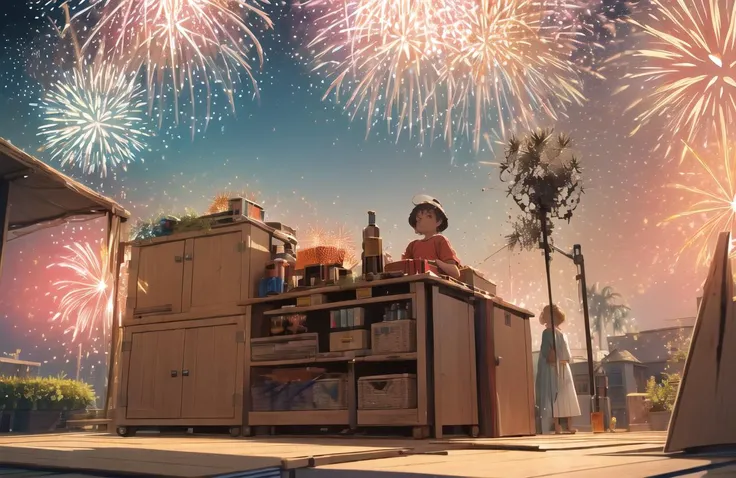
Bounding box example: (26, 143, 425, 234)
(665, 232, 736, 452)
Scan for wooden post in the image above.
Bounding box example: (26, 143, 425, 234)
(0, 179, 10, 280)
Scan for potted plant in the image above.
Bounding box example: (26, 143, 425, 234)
(646, 373, 680, 431)
(0, 375, 96, 433)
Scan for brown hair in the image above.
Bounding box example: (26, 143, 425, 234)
(408, 204, 448, 232)
(539, 304, 566, 327)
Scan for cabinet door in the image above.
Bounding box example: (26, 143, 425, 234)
(432, 289, 478, 427)
(492, 308, 534, 436)
(180, 324, 240, 419)
(135, 241, 186, 315)
(188, 232, 245, 311)
(125, 329, 186, 419)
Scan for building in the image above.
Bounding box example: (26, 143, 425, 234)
(607, 320, 693, 380)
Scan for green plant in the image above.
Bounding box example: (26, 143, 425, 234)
(646, 373, 681, 412)
(0, 376, 96, 411)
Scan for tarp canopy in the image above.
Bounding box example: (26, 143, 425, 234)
(0, 138, 129, 235)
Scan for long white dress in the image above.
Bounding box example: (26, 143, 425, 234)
(535, 327, 581, 419)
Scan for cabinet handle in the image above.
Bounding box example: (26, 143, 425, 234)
(170, 370, 178, 377)
(495, 356, 502, 366)
(184, 254, 193, 261)
(174, 256, 183, 263)
(182, 370, 190, 377)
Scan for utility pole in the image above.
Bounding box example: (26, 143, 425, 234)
(552, 243, 598, 413)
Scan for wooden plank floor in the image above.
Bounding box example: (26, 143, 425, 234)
(0, 431, 732, 478)
(0, 433, 421, 477)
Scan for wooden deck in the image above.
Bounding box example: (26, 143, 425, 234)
(0, 431, 733, 478)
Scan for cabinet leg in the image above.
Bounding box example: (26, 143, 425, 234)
(242, 426, 253, 437)
(412, 426, 430, 440)
(469, 425, 480, 438)
(229, 426, 242, 438)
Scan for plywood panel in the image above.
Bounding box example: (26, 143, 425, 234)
(665, 231, 736, 452)
(189, 232, 243, 310)
(181, 324, 239, 419)
(493, 306, 534, 436)
(135, 241, 185, 314)
(432, 287, 477, 430)
(126, 329, 185, 419)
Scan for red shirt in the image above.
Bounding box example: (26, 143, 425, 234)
(403, 235, 461, 265)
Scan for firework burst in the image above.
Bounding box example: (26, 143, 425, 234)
(77, 0, 273, 131)
(659, 130, 736, 267)
(621, 0, 736, 161)
(443, 0, 584, 150)
(309, 0, 446, 143)
(37, 63, 149, 177)
(48, 242, 113, 342)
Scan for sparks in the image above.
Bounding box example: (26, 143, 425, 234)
(77, 0, 273, 133)
(659, 128, 736, 267)
(622, 0, 736, 162)
(48, 242, 114, 342)
(37, 63, 149, 177)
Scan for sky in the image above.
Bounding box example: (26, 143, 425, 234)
(0, 0, 720, 394)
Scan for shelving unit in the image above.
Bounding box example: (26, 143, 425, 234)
(241, 275, 483, 439)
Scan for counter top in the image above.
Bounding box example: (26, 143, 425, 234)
(239, 272, 534, 318)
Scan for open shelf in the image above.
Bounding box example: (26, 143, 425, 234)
(249, 351, 418, 367)
(249, 410, 349, 426)
(355, 352, 417, 362)
(263, 293, 414, 316)
(357, 409, 420, 426)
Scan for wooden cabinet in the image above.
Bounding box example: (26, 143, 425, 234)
(125, 223, 273, 324)
(117, 316, 245, 429)
(431, 286, 478, 438)
(475, 298, 536, 437)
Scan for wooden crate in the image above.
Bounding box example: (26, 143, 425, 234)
(251, 334, 319, 361)
(329, 330, 370, 352)
(358, 374, 417, 410)
(371, 320, 416, 354)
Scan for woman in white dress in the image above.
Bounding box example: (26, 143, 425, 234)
(535, 304, 581, 434)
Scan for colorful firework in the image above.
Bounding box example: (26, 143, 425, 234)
(47, 242, 113, 342)
(308, 0, 448, 143)
(621, 0, 736, 161)
(37, 63, 149, 177)
(659, 132, 736, 267)
(303, 224, 359, 268)
(77, 0, 273, 131)
(442, 0, 584, 150)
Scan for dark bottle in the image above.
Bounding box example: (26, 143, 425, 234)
(362, 211, 384, 275)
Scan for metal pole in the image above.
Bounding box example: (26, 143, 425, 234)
(540, 211, 559, 422)
(573, 245, 598, 413)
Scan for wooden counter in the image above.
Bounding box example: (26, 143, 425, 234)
(241, 273, 531, 439)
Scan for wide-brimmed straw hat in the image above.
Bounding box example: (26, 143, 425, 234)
(410, 194, 449, 232)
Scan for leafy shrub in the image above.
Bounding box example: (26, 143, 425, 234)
(646, 373, 681, 412)
(0, 375, 95, 411)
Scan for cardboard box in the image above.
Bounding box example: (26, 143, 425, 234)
(460, 267, 497, 295)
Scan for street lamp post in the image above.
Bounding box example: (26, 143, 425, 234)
(552, 243, 598, 414)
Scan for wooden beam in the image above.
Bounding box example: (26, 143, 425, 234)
(0, 179, 10, 279)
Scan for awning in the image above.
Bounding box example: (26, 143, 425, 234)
(0, 138, 130, 236)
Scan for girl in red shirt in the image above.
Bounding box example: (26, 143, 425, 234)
(402, 196, 461, 279)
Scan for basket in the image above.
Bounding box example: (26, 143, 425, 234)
(251, 379, 291, 411)
(358, 373, 417, 410)
(287, 380, 316, 410)
(371, 320, 417, 354)
(313, 374, 348, 410)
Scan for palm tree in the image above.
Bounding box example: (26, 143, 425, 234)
(587, 283, 631, 351)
